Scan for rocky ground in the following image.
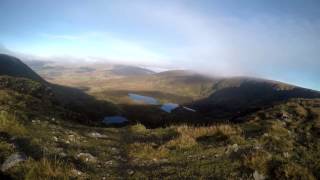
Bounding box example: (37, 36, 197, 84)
(1, 98, 320, 179)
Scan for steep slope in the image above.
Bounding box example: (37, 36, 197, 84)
(0, 54, 119, 123)
(0, 54, 44, 83)
(0, 75, 127, 179)
(191, 78, 320, 120)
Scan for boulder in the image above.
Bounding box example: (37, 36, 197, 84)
(253, 170, 266, 180)
(77, 153, 97, 163)
(87, 132, 107, 138)
(1, 153, 27, 172)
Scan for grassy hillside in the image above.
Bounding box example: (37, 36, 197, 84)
(193, 78, 320, 120)
(1, 89, 319, 179)
(1, 54, 119, 123)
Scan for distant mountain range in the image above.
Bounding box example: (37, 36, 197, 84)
(1, 53, 320, 123)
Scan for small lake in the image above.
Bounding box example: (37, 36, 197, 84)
(128, 93, 160, 105)
(161, 103, 179, 113)
(128, 93, 196, 113)
(103, 116, 128, 125)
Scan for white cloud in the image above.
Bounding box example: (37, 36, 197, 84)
(126, 1, 320, 80)
(34, 31, 171, 66)
(40, 33, 83, 41)
(2, 0, 319, 89)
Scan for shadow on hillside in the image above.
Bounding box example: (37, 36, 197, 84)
(191, 81, 320, 121)
(120, 104, 209, 128)
(0, 172, 12, 180)
(96, 89, 193, 104)
(49, 83, 120, 124)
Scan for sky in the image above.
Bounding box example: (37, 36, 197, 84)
(0, 0, 320, 90)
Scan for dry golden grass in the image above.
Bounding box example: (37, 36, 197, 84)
(273, 162, 316, 180)
(0, 111, 27, 136)
(166, 124, 242, 149)
(128, 143, 169, 160)
(242, 149, 272, 174)
(22, 158, 73, 180)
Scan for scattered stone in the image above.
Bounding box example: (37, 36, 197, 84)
(53, 136, 58, 142)
(77, 153, 97, 163)
(283, 152, 290, 158)
(71, 169, 83, 176)
(105, 160, 113, 165)
(253, 170, 266, 180)
(254, 145, 263, 150)
(114, 156, 127, 162)
(59, 152, 67, 157)
(31, 120, 41, 124)
(87, 132, 107, 138)
(1, 153, 27, 172)
(68, 134, 76, 142)
(127, 169, 134, 176)
(230, 144, 239, 153)
(225, 144, 239, 154)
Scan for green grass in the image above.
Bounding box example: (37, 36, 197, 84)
(1, 99, 320, 179)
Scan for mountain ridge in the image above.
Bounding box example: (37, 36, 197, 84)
(0, 54, 45, 83)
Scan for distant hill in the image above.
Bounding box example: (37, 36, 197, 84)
(139, 70, 320, 121)
(190, 77, 320, 120)
(155, 70, 216, 89)
(109, 65, 155, 76)
(0, 54, 45, 83)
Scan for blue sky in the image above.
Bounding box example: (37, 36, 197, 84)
(0, 0, 320, 90)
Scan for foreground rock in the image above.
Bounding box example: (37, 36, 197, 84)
(253, 170, 266, 180)
(1, 153, 27, 172)
(87, 132, 107, 138)
(77, 153, 97, 163)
